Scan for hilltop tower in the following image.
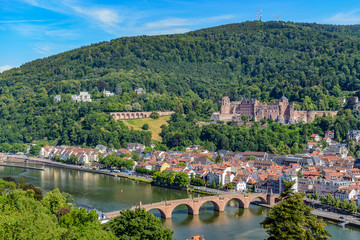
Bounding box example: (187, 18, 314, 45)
(221, 96, 231, 114)
(278, 95, 289, 122)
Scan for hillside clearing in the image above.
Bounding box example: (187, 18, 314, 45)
(122, 115, 171, 141)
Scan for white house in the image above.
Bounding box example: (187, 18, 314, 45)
(103, 89, 114, 97)
(334, 187, 358, 202)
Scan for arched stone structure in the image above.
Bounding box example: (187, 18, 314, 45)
(170, 203, 195, 217)
(148, 208, 167, 218)
(106, 111, 175, 120)
(198, 200, 221, 212)
(225, 198, 246, 208)
(106, 193, 278, 219)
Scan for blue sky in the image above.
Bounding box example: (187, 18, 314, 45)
(1, 0, 360, 72)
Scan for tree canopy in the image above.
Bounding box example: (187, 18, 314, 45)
(261, 180, 331, 240)
(108, 208, 173, 240)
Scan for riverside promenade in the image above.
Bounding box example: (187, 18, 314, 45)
(312, 209, 360, 228)
(2, 155, 151, 182)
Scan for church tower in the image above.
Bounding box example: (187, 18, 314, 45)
(221, 96, 231, 114)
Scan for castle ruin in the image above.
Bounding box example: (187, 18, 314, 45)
(211, 96, 337, 124)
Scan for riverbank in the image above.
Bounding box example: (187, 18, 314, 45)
(4, 155, 151, 182)
(0, 163, 44, 171)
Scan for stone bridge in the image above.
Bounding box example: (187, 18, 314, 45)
(106, 192, 278, 219)
(107, 111, 175, 120)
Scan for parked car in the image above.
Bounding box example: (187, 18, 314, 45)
(339, 216, 345, 219)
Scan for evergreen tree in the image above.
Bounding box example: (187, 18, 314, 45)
(261, 180, 331, 240)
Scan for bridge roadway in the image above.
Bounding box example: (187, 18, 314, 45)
(106, 192, 278, 219)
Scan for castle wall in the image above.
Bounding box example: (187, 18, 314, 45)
(216, 96, 338, 124)
(293, 111, 338, 123)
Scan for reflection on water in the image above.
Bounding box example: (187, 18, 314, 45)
(163, 204, 270, 240)
(1, 166, 360, 240)
(0, 165, 191, 212)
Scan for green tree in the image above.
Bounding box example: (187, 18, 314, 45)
(108, 208, 173, 240)
(41, 188, 70, 214)
(29, 145, 42, 156)
(142, 124, 149, 130)
(241, 115, 248, 123)
(334, 197, 341, 208)
(340, 199, 350, 210)
(261, 180, 331, 240)
(313, 193, 319, 201)
(0, 179, 16, 196)
(173, 172, 190, 188)
(225, 183, 233, 190)
(68, 154, 78, 165)
(348, 201, 357, 213)
(150, 112, 160, 119)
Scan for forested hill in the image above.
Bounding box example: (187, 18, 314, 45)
(2, 21, 360, 104)
(3, 21, 360, 151)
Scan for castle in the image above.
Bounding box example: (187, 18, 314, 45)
(211, 96, 338, 124)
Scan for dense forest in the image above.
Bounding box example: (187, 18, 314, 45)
(2, 21, 360, 152)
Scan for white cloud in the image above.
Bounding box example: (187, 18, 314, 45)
(147, 28, 191, 36)
(34, 44, 53, 54)
(0, 20, 46, 23)
(145, 15, 235, 30)
(21, 0, 122, 34)
(71, 6, 121, 27)
(325, 10, 360, 25)
(0, 65, 14, 73)
(146, 18, 190, 29)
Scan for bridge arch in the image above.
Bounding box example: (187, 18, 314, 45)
(199, 200, 221, 212)
(225, 197, 247, 208)
(170, 203, 195, 216)
(148, 208, 168, 219)
(249, 195, 268, 205)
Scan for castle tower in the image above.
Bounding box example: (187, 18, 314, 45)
(221, 96, 230, 114)
(278, 95, 289, 122)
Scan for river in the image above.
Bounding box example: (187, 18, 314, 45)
(1, 165, 360, 240)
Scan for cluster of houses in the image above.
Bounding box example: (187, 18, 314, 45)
(54, 89, 116, 103)
(306, 131, 351, 159)
(39, 129, 360, 206)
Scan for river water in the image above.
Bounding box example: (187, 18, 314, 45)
(1, 165, 360, 240)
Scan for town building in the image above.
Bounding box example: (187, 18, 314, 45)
(298, 178, 317, 193)
(348, 130, 360, 142)
(310, 134, 320, 141)
(103, 89, 114, 97)
(315, 180, 354, 196)
(54, 95, 61, 102)
(134, 88, 146, 94)
(72, 92, 92, 102)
